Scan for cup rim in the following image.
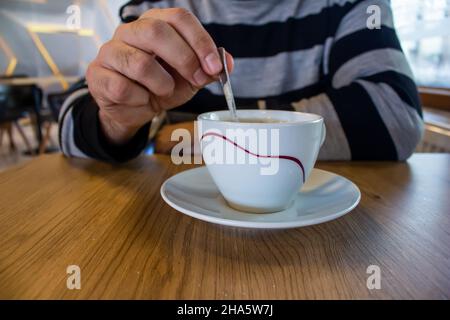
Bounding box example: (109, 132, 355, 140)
(197, 109, 323, 126)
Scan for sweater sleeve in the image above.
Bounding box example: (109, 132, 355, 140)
(58, 88, 151, 163)
(292, 0, 424, 161)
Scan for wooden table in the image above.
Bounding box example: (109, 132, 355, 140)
(0, 154, 449, 299)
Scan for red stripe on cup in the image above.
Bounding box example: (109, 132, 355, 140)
(201, 132, 305, 183)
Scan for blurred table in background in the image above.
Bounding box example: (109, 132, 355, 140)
(0, 76, 80, 86)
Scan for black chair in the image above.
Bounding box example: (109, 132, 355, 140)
(38, 91, 74, 154)
(0, 83, 43, 155)
(47, 91, 69, 120)
(38, 78, 88, 153)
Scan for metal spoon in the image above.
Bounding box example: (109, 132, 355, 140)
(218, 47, 238, 121)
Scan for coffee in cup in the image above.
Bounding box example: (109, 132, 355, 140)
(233, 118, 287, 124)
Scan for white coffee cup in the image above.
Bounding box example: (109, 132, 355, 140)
(198, 110, 326, 213)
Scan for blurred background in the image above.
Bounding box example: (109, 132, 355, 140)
(393, 0, 450, 88)
(0, 0, 449, 92)
(0, 0, 122, 93)
(0, 0, 449, 170)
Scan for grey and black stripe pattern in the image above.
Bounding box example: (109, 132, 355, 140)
(60, 0, 423, 161)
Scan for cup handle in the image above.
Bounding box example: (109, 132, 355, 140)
(320, 122, 326, 147)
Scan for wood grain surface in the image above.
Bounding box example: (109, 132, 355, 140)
(0, 153, 449, 299)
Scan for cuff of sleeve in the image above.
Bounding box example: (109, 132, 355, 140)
(72, 94, 151, 163)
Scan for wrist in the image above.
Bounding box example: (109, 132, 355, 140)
(98, 111, 143, 145)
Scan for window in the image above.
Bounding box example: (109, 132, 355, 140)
(392, 0, 450, 88)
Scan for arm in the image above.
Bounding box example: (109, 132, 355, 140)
(58, 87, 151, 162)
(293, 0, 423, 161)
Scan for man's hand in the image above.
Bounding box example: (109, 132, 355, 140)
(86, 8, 233, 145)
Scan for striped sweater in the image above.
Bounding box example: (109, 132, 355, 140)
(59, 0, 424, 162)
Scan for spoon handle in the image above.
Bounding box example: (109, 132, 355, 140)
(218, 47, 238, 121)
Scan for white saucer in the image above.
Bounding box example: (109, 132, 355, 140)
(160, 167, 360, 229)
